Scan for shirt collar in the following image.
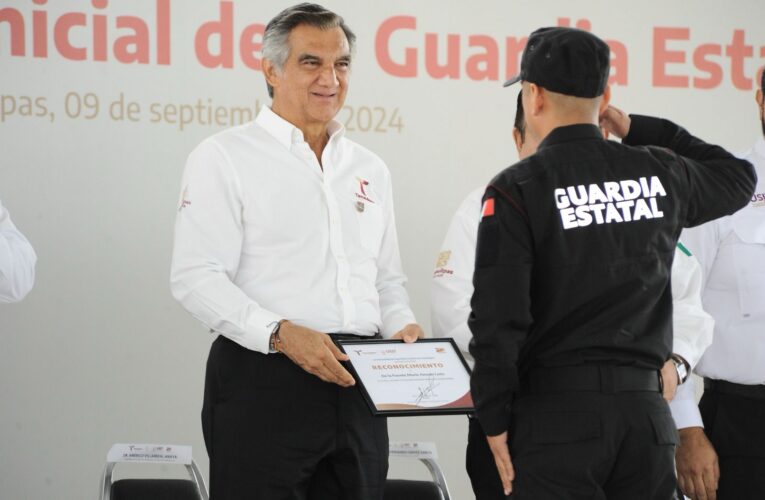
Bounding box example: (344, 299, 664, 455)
(255, 106, 346, 150)
(537, 124, 604, 151)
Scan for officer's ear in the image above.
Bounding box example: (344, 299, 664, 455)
(756, 89, 764, 120)
(598, 85, 612, 116)
(526, 83, 544, 117)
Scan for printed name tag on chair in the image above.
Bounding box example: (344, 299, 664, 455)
(389, 441, 438, 459)
(106, 443, 192, 464)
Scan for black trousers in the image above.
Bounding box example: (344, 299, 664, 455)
(467, 369, 678, 499)
(699, 386, 765, 499)
(202, 336, 388, 500)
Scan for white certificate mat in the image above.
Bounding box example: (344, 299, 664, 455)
(337, 338, 474, 416)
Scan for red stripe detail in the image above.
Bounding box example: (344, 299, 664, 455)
(482, 198, 495, 217)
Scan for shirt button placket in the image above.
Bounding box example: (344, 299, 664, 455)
(322, 162, 355, 329)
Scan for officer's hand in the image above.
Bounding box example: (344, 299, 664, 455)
(391, 323, 425, 343)
(676, 427, 719, 500)
(486, 431, 514, 496)
(277, 321, 355, 387)
(599, 105, 631, 139)
(660, 360, 679, 401)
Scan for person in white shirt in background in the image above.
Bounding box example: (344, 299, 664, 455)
(0, 198, 36, 304)
(170, 4, 422, 499)
(431, 92, 714, 498)
(671, 72, 765, 500)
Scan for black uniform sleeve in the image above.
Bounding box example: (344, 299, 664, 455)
(468, 184, 533, 436)
(623, 114, 756, 227)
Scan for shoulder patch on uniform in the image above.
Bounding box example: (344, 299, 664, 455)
(482, 198, 495, 217)
(676, 242, 692, 257)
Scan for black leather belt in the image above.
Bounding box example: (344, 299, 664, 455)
(704, 378, 765, 400)
(523, 365, 661, 394)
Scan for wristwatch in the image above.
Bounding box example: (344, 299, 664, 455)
(268, 320, 286, 354)
(671, 354, 689, 384)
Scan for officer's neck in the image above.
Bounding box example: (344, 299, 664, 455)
(533, 114, 599, 144)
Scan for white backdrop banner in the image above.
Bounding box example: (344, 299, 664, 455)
(2, 2, 764, 499)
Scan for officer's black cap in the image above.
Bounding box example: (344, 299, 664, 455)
(504, 27, 610, 98)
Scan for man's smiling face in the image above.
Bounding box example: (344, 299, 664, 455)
(267, 24, 351, 131)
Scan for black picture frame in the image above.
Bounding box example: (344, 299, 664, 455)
(336, 338, 475, 417)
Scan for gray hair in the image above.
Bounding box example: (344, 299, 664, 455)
(262, 3, 356, 98)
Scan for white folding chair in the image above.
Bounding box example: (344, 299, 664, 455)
(99, 443, 208, 500)
(385, 441, 451, 500)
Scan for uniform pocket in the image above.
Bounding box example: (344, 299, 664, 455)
(355, 201, 384, 257)
(737, 271, 765, 319)
(731, 207, 765, 244)
(731, 209, 765, 319)
(532, 411, 601, 444)
(649, 411, 679, 445)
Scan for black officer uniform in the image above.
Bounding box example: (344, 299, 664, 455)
(468, 27, 757, 500)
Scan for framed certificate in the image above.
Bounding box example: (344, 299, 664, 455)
(336, 338, 475, 416)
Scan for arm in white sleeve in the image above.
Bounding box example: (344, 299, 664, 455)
(670, 375, 705, 429)
(669, 226, 721, 429)
(430, 189, 482, 361)
(679, 222, 722, 289)
(170, 140, 281, 354)
(375, 171, 417, 338)
(670, 244, 715, 369)
(0, 200, 37, 303)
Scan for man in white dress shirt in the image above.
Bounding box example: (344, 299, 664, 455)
(170, 4, 422, 499)
(670, 72, 765, 500)
(0, 198, 36, 304)
(431, 94, 715, 498)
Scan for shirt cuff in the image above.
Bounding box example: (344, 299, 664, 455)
(669, 376, 704, 429)
(672, 341, 696, 371)
(232, 309, 283, 354)
(470, 365, 513, 436)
